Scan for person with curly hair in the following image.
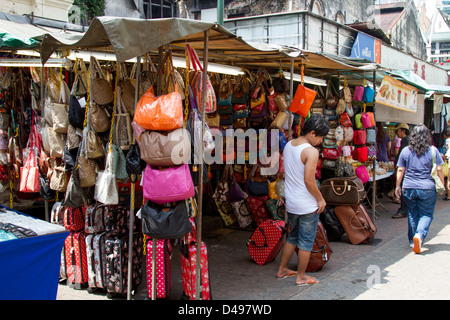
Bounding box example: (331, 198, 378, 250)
(395, 124, 445, 254)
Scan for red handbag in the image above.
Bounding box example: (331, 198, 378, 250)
(340, 112, 352, 127)
(246, 195, 271, 226)
(322, 148, 339, 160)
(353, 130, 367, 145)
(357, 146, 368, 163)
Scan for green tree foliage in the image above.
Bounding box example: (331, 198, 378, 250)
(71, 0, 105, 25)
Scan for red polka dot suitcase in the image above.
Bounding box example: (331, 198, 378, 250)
(146, 237, 172, 299)
(247, 219, 286, 265)
(63, 206, 87, 232)
(64, 231, 89, 289)
(180, 218, 211, 300)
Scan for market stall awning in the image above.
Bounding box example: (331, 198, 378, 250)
(39, 16, 378, 75)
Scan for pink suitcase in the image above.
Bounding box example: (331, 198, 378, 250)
(65, 231, 88, 289)
(180, 218, 212, 300)
(146, 237, 172, 299)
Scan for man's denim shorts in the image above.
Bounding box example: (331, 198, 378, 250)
(286, 211, 319, 251)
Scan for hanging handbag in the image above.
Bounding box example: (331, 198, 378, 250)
(246, 164, 269, 196)
(90, 56, 114, 106)
(228, 167, 246, 202)
(141, 200, 192, 239)
(212, 164, 231, 202)
(78, 154, 98, 188)
(290, 84, 317, 117)
(47, 127, 65, 158)
(49, 166, 69, 192)
(19, 149, 39, 193)
(119, 62, 137, 117)
(139, 127, 191, 166)
(68, 75, 86, 129)
(64, 169, 86, 208)
(94, 152, 119, 205)
(114, 87, 133, 151)
(90, 103, 110, 133)
(86, 128, 105, 159)
(108, 143, 128, 181)
(126, 143, 146, 182)
(134, 84, 183, 131)
(142, 164, 195, 205)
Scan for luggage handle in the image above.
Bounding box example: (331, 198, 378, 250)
(249, 227, 269, 248)
(330, 181, 348, 196)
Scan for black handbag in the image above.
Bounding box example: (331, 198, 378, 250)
(68, 94, 85, 129)
(141, 200, 193, 239)
(246, 164, 269, 196)
(39, 173, 54, 200)
(126, 143, 146, 182)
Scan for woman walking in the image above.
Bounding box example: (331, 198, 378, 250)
(395, 125, 445, 254)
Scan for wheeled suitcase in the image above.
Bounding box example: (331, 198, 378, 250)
(85, 204, 109, 234)
(180, 218, 212, 300)
(86, 233, 107, 291)
(64, 206, 87, 232)
(247, 219, 286, 265)
(146, 237, 172, 299)
(105, 235, 143, 297)
(65, 231, 89, 289)
(334, 204, 377, 245)
(306, 220, 333, 272)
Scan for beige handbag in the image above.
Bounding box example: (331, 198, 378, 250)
(67, 124, 80, 150)
(90, 56, 113, 106)
(114, 88, 133, 151)
(274, 94, 289, 111)
(78, 154, 98, 188)
(51, 101, 69, 133)
(47, 127, 64, 158)
(119, 63, 137, 117)
(139, 127, 191, 166)
(49, 166, 68, 192)
(270, 111, 288, 129)
(90, 103, 110, 133)
(86, 129, 105, 159)
(139, 54, 157, 95)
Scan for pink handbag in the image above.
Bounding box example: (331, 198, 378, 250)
(142, 164, 194, 204)
(355, 165, 370, 184)
(353, 86, 364, 101)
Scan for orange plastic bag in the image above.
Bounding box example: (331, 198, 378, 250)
(289, 84, 317, 117)
(133, 85, 183, 131)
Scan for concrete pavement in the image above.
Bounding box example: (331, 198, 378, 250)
(56, 195, 450, 300)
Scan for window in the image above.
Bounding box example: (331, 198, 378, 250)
(143, 0, 176, 19)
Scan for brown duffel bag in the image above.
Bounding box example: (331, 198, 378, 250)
(294, 220, 333, 272)
(319, 176, 366, 205)
(334, 204, 377, 245)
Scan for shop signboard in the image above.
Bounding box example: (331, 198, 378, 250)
(376, 75, 418, 113)
(350, 32, 381, 64)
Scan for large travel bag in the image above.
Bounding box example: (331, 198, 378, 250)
(86, 232, 107, 291)
(65, 231, 89, 289)
(319, 176, 366, 205)
(180, 218, 212, 300)
(105, 235, 143, 297)
(247, 219, 286, 265)
(334, 204, 377, 245)
(306, 220, 333, 272)
(146, 237, 172, 299)
(320, 206, 344, 242)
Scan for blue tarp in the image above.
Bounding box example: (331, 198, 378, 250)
(0, 229, 68, 300)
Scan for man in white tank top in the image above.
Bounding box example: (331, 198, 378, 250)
(276, 113, 329, 286)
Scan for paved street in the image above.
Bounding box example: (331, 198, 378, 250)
(56, 195, 450, 300)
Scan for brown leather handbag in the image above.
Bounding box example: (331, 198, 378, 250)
(319, 176, 366, 205)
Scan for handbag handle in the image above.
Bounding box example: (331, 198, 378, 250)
(330, 181, 348, 196)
